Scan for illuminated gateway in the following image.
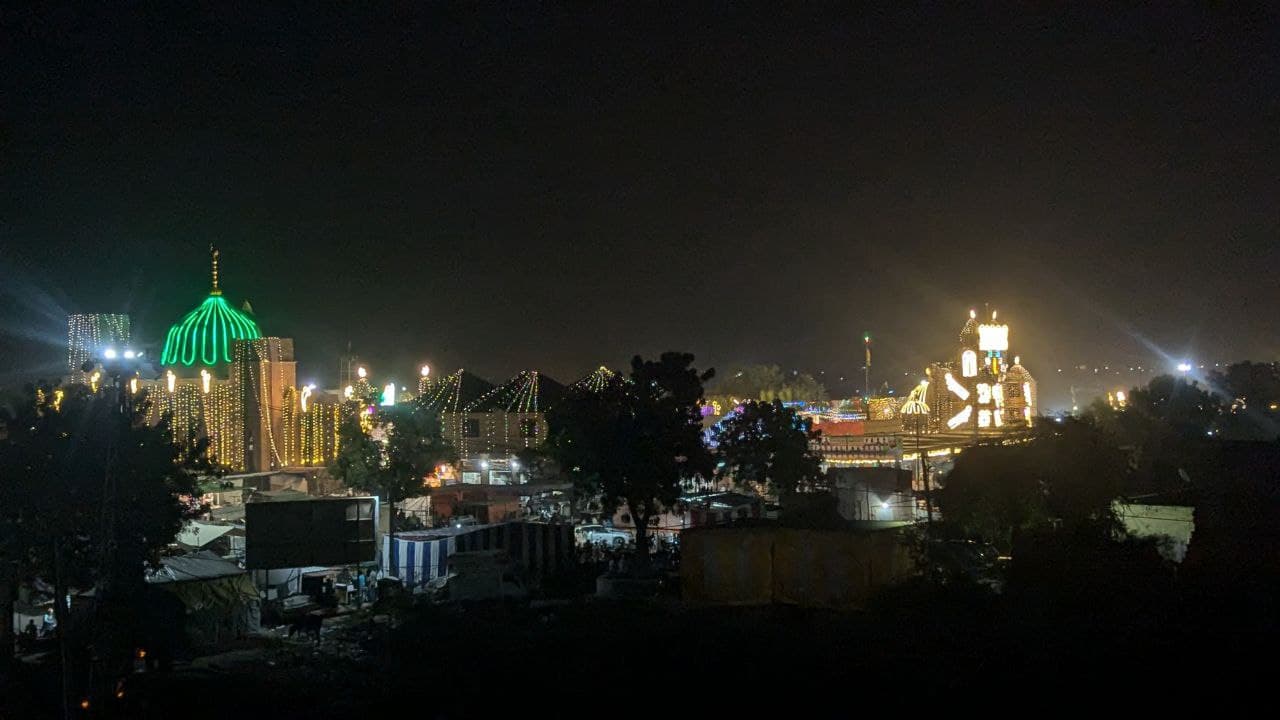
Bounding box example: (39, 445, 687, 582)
(904, 309, 1038, 435)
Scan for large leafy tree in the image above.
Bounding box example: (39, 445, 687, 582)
(937, 417, 1127, 550)
(713, 399, 825, 495)
(331, 400, 455, 576)
(0, 383, 204, 695)
(546, 352, 713, 568)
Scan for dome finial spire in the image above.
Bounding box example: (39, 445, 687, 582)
(210, 244, 221, 295)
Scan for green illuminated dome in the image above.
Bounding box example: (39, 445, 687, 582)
(160, 248, 262, 368)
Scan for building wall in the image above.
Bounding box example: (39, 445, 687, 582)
(1115, 502, 1195, 562)
(682, 527, 916, 608)
(298, 400, 342, 467)
(830, 467, 916, 521)
(143, 372, 339, 473)
(444, 410, 548, 462)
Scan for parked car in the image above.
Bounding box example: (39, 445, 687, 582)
(574, 524, 630, 546)
(929, 539, 1006, 589)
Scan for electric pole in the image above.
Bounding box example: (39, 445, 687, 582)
(863, 332, 871, 400)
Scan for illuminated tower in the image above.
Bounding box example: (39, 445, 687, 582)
(1003, 357, 1037, 425)
(67, 313, 130, 373)
(233, 337, 297, 472)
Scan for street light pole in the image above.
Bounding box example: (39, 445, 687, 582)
(863, 332, 871, 400)
(901, 383, 931, 529)
(917, 416, 932, 527)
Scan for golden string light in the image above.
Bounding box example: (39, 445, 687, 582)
(282, 386, 299, 465)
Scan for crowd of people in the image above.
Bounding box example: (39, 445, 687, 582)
(316, 567, 380, 609)
(576, 535, 681, 575)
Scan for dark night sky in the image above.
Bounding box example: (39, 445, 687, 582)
(2, 4, 1278, 407)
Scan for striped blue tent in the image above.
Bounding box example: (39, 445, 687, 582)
(382, 534, 455, 589)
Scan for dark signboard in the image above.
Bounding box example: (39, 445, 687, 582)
(245, 496, 379, 569)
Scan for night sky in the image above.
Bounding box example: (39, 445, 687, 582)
(2, 5, 1278, 408)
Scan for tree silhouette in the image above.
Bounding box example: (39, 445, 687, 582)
(713, 399, 825, 495)
(0, 382, 205, 700)
(331, 401, 455, 577)
(1088, 374, 1219, 492)
(937, 417, 1126, 550)
(1209, 362, 1280, 440)
(547, 352, 713, 569)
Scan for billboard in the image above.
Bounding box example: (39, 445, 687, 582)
(245, 496, 379, 569)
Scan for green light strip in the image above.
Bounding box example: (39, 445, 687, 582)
(160, 294, 262, 368)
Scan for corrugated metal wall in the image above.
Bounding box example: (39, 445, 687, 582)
(682, 527, 916, 608)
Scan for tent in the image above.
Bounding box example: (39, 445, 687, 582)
(148, 551, 260, 646)
(175, 521, 237, 550)
(382, 533, 455, 589)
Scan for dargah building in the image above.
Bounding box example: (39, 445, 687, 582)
(128, 249, 340, 472)
(810, 308, 1039, 467)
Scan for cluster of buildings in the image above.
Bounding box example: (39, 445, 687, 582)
(69, 250, 337, 474)
(703, 308, 1041, 522)
(64, 250, 602, 485)
(67, 250, 1042, 531)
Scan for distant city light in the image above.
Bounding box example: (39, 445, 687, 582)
(357, 366, 367, 379)
(103, 348, 118, 359)
(420, 364, 430, 377)
(123, 349, 135, 359)
(1177, 362, 1192, 373)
